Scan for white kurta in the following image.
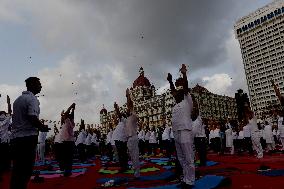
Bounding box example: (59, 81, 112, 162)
(75, 130, 87, 146)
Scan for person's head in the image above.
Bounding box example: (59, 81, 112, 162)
(25, 77, 42, 95)
(174, 77, 185, 103)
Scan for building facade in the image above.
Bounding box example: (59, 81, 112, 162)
(234, 0, 284, 117)
(100, 68, 237, 133)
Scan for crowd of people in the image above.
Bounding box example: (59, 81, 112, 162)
(0, 65, 283, 189)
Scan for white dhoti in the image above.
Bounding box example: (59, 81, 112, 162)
(251, 131, 263, 158)
(127, 135, 140, 177)
(174, 130, 195, 185)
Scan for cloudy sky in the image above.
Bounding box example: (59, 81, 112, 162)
(0, 0, 273, 126)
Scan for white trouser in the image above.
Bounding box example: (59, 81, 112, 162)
(174, 130, 195, 185)
(37, 143, 45, 162)
(251, 132, 263, 158)
(266, 143, 273, 151)
(127, 135, 140, 177)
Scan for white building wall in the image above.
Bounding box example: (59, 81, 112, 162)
(234, 0, 284, 117)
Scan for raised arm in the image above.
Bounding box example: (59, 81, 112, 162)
(167, 73, 177, 95)
(7, 95, 12, 114)
(180, 64, 189, 95)
(65, 103, 76, 116)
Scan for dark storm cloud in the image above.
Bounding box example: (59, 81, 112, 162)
(64, 0, 267, 87)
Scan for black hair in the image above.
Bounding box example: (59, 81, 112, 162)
(25, 77, 40, 87)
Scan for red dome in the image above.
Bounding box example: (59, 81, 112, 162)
(133, 67, 151, 88)
(133, 75, 151, 88)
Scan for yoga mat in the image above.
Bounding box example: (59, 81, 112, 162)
(99, 167, 160, 174)
(195, 161, 218, 167)
(33, 168, 86, 175)
(97, 171, 174, 183)
(260, 169, 284, 176)
(52, 163, 96, 168)
(127, 175, 227, 189)
(163, 166, 174, 170)
(31, 172, 85, 179)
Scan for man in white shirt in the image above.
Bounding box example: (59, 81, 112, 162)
(167, 64, 195, 188)
(0, 95, 12, 183)
(10, 77, 50, 189)
(125, 88, 140, 178)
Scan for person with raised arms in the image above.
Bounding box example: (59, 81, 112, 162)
(60, 103, 76, 177)
(167, 64, 195, 188)
(125, 88, 140, 178)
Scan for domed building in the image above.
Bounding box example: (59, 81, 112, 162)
(100, 68, 238, 133)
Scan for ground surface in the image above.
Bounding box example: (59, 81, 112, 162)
(2, 153, 284, 189)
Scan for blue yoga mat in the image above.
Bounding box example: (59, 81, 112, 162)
(260, 169, 284, 176)
(163, 166, 174, 170)
(97, 171, 174, 184)
(206, 161, 218, 166)
(33, 168, 86, 175)
(52, 163, 96, 167)
(128, 175, 226, 189)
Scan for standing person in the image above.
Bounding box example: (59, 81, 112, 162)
(60, 103, 76, 177)
(125, 88, 140, 178)
(75, 119, 87, 163)
(264, 121, 274, 153)
(213, 125, 221, 153)
(144, 127, 151, 155)
(278, 115, 284, 150)
(138, 124, 145, 156)
(149, 127, 157, 156)
(167, 64, 195, 188)
(225, 123, 233, 155)
(91, 129, 99, 156)
(243, 122, 253, 155)
(232, 127, 238, 155)
(10, 77, 50, 189)
(37, 131, 47, 163)
(85, 127, 93, 160)
(244, 104, 263, 159)
(53, 125, 62, 165)
(0, 95, 12, 183)
(162, 123, 171, 158)
(113, 102, 128, 172)
(193, 115, 207, 166)
(106, 128, 113, 161)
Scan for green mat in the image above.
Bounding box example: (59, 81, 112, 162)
(99, 167, 160, 174)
